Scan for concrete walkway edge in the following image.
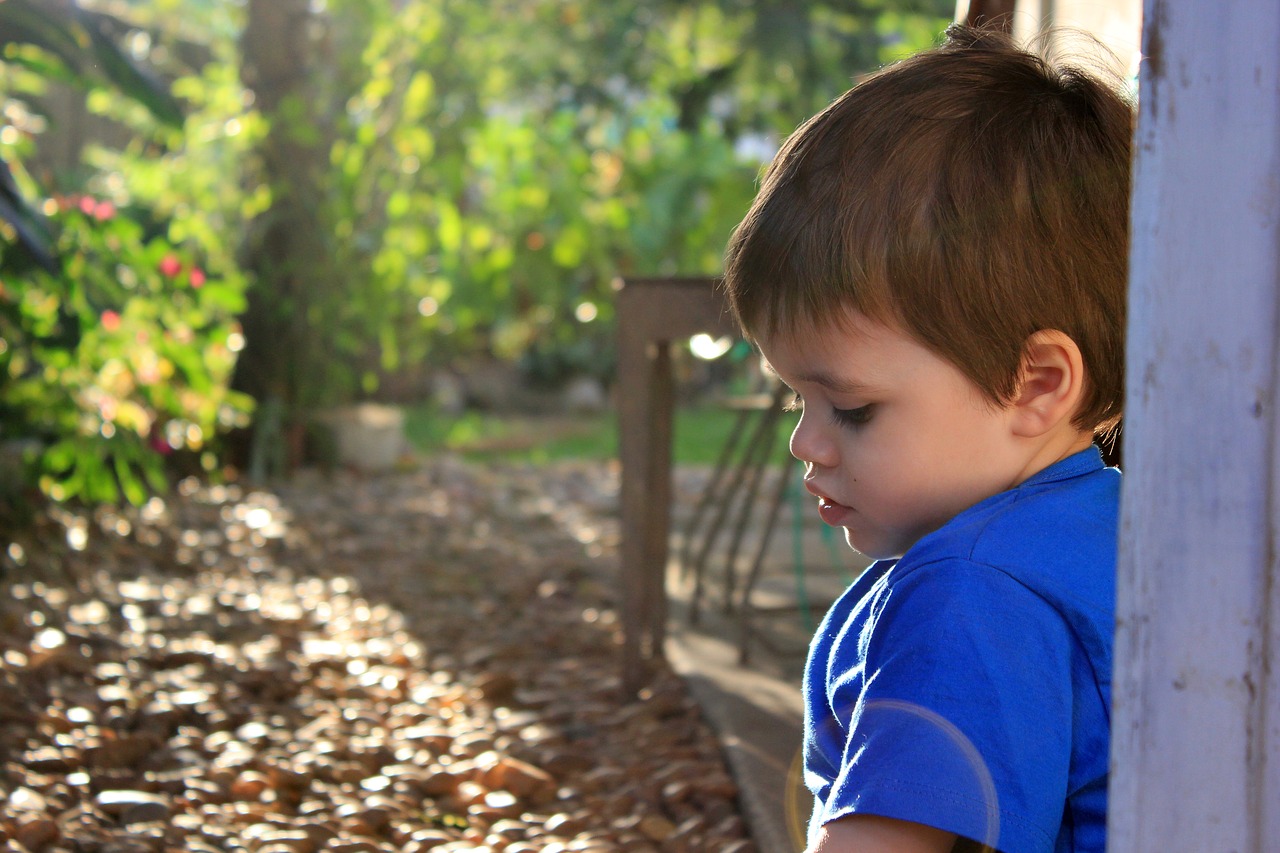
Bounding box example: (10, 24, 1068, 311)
(665, 626, 811, 853)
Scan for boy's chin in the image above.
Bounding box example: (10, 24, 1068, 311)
(845, 531, 906, 562)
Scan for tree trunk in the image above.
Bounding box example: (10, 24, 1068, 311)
(235, 0, 335, 474)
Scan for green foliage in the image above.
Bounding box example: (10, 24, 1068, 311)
(319, 0, 953, 389)
(0, 0, 188, 275)
(0, 0, 954, 506)
(0, 0, 253, 507)
(0, 159, 57, 274)
(0, 196, 251, 504)
(0, 0, 183, 128)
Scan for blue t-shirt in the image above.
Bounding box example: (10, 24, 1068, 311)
(803, 447, 1117, 853)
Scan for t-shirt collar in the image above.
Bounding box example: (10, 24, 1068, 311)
(1017, 444, 1106, 490)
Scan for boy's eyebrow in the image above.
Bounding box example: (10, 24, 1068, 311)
(762, 361, 876, 395)
(794, 370, 877, 394)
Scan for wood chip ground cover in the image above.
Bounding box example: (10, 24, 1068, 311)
(0, 458, 755, 852)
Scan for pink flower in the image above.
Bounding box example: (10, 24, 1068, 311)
(78, 196, 96, 216)
(148, 429, 172, 455)
(92, 200, 115, 221)
(158, 254, 182, 278)
(188, 267, 206, 289)
(101, 310, 121, 332)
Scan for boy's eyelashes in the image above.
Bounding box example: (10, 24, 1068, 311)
(783, 392, 875, 428)
(831, 404, 874, 428)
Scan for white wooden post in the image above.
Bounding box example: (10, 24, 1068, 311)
(1112, 1, 1280, 850)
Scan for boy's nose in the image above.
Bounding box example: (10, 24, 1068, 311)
(789, 415, 837, 469)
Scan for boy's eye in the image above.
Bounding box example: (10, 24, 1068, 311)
(831, 404, 874, 428)
(784, 393, 873, 428)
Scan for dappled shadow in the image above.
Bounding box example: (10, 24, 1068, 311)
(0, 458, 756, 851)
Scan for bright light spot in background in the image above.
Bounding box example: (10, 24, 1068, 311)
(0, 126, 18, 145)
(167, 421, 204, 450)
(689, 333, 733, 360)
(227, 331, 245, 352)
(66, 524, 88, 552)
(33, 628, 65, 650)
(418, 296, 439, 317)
(574, 301, 598, 323)
(734, 132, 778, 163)
(244, 507, 273, 530)
(127, 30, 152, 61)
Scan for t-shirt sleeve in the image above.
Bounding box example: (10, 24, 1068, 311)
(816, 560, 1074, 853)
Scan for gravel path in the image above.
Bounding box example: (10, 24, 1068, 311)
(0, 457, 755, 853)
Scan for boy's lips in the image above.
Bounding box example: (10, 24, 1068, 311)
(805, 481, 854, 526)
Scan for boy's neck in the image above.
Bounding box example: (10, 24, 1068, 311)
(1013, 429, 1096, 487)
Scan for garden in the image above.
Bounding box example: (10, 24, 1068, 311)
(0, 1, 952, 850)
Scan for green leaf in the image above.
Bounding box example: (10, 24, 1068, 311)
(113, 452, 147, 506)
(43, 440, 77, 474)
(0, 0, 184, 127)
(83, 450, 119, 504)
(78, 7, 185, 128)
(0, 160, 59, 273)
(0, 0, 92, 74)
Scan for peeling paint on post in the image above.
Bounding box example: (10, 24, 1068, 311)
(1111, 1, 1280, 850)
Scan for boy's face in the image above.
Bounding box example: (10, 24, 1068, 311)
(760, 310, 1034, 560)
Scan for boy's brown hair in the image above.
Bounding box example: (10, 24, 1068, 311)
(723, 24, 1133, 433)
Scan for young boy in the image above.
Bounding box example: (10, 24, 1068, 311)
(722, 25, 1131, 853)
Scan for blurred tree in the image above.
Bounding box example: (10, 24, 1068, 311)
(234, 0, 340, 475)
(4, 0, 955, 496)
(312, 0, 953, 397)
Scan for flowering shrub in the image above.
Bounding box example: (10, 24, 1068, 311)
(0, 195, 252, 505)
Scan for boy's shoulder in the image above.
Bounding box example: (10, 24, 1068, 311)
(901, 447, 1120, 605)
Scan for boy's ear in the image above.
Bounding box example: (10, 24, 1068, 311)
(1010, 329, 1086, 437)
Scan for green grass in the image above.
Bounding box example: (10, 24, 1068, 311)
(403, 404, 797, 466)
